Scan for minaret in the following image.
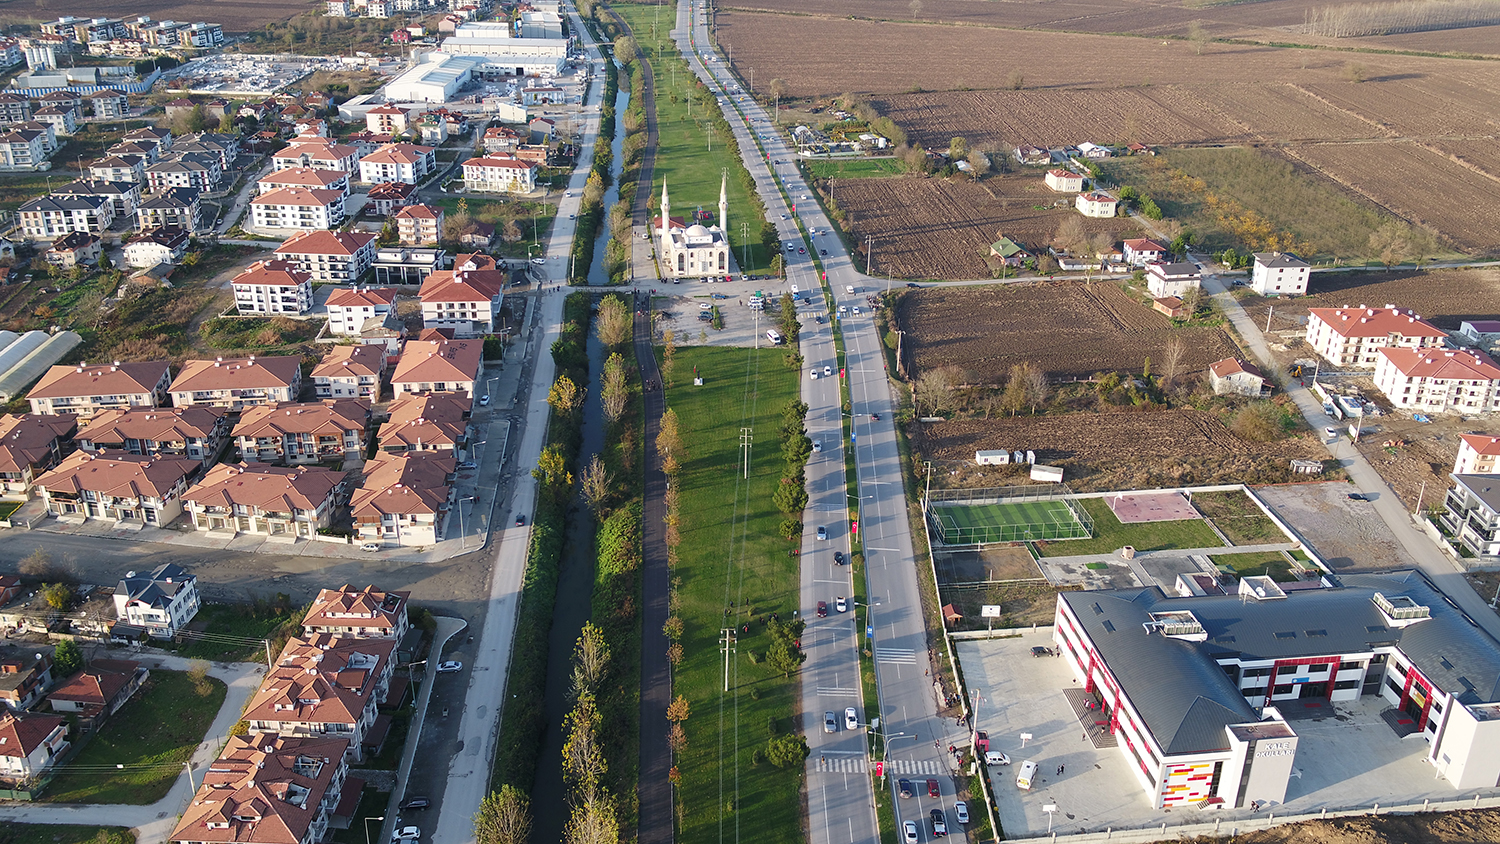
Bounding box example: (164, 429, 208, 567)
(660, 180, 671, 239)
(718, 170, 728, 233)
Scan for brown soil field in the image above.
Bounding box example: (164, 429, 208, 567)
(719, 9, 1500, 98)
(1351, 411, 1500, 511)
(1219, 806, 1500, 844)
(0, 0, 316, 33)
(909, 409, 1327, 490)
(828, 174, 1137, 279)
(1279, 143, 1500, 254)
(897, 282, 1239, 381)
(1239, 267, 1500, 331)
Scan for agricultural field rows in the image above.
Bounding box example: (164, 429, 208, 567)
(1238, 267, 1500, 331)
(895, 282, 1238, 381)
(829, 174, 1136, 279)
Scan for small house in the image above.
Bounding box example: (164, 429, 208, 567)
(1122, 238, 1168, 266)
(1208, 358, 1267, 397)
(1044, 169, 1084, 193)
(1076, 142, 1113, 159)
(989, 236, 1030, 268)
(1075, 192, 1118, 219)
(1013, 144, 1050, 166)
(1145, 262, 1202, 299)
(1152, 297, 1187, 320)
(1459, 320, 1500, 348)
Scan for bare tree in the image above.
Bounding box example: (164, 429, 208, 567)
(1005, 69, 1024, 90)
(1023, 364, 1051, 413)
(571, 622, 610, 697)
(1001, 365, 1030, 416)
(1160, 336, 1188, 388)
(909, 0, 924, 18)
(1187, 20, 1211, 54)
(1368, 220, 1411, 268)
(596, 296, 632, 348)
(564, 796, 619, 844)
(580, 455, 612, 515)
(475, 786, 532, 844)
(967, 150, 991, 176)
(913, 367, 956, 416)
(1053, 216, 1088, 255)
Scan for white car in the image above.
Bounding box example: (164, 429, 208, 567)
(954, 802, 970, 825)
(392, 827, 420, 842)
(824, 365, 832, 377)
(903, 821, 918, 844)
(845, 707, 858, 730)
(437, 661, 463, 674)
(531, 257, 546, 265)
(810, 369, 819, 380)
(812, 439, 822, 453)
(700, 302, 712, 310)
(360, 542, 381, 552)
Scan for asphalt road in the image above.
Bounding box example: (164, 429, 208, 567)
(672, 4, 973, 842)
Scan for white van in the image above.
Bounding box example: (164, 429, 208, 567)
(1015, 760, 1037, 790)
(846, 284, 857, 294)
(766, 329, 784, 345)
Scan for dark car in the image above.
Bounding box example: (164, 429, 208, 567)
(898, 778, 913, 798)
(931, 809, 948, 837)
(870, 413, 879, 421)
(834, 551, 845, 565)
(399, 797, 430, 810)
(515, 514, 526, 526)
(1347, 493, 1368, 501)
(907, 282, 921, 289)
(820, 249, 828, 256)
(817, 601, 828, 618)
(798, 247, 806, 254)
(926, 778, 940, 798)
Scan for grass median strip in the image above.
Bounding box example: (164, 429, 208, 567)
(665, 344, 801, 842)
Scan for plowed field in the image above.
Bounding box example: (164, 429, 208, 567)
(830, 175, 1137, 280)
(1281, 143, 1500, 254)
(1239, 267, 1500, 331)
(896, 282, 1239, 381)
(911, 409, 1326, 490)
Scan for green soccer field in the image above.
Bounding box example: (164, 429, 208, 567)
(931, 499, 1090, 543)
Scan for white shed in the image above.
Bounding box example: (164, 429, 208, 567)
(976, 449, 1010, 465)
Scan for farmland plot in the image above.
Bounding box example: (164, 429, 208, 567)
(896, 282, 1239, 381)
(1239, 267, 1500, 331)
(910, 410, 1328, 491)
(829, 175, 1137, 279)
(1282, 142, 1500, 254)
(1300, 80, 1500, 137)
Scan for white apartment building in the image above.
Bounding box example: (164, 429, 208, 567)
(1305, 306, 1448, 368)
(1375, 347, 1500, 413)
(326, 286, 398, 336)
(231, 260, 314, 316)
(1251, 252, 1311, 296)
(461, 154, 537, 193)
(250, 186, 347, 231)
(274, 230, 378, 283)
(358, 143, 437, 185)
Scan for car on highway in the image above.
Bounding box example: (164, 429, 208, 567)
(399, 797, 430, 810)
(817, 601, 828, 618)
(836, 596, 848, 613)
(954, 802, 970, 825)
(834, 550, 844, 565)
(824, 711, 837, 733)
(810, 368, 819, 380)
(564, 190, 573, 197)
(798, 247, 806, 254)
(437, 661, 463, 674)
(392, 827, 420, 842)
(785, 243, 795, 251)
(853, 306, 861, 315)
(926, 778, 940, 798)
(931, 809, 947, 837)
(824, 365, 832, 377)
(820, 249, 827, 256)
(515, 514, 526, 526)
(361, 542, 381, 552)
(902, 821, 918, 844)
(812, 439, 822, 453)
(845, 707, 858, 730)
(817, 525, 828, 540)
(456, 461, 477, 470)
(898, 778, 913, 798)
(870, 413, 880, 421)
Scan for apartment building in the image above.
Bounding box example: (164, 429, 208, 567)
(169, 356, 303, 411)
(114, 563, 200, 638)
(232, 400, 370, 464)
(243, 634, 395, 761)
(394, 204, 442, 246)
(258, 166, 350, 199)
(311, 344, 386, 400)
(27, 360, 172, 417)
(302, 584, 410, 640)
(377, 393, 470, 456)
(76, 406, 229, 467)
(273, 230, 377, 283)
(250, 187, 346, 231)
(0, 413, 78, 499)
(169, 734, 349, 844)
(357, 143, 436, 185)
(350, 451, 454, 547)
(18, 195, 113, 238)
(231, 260, 314, 316)
(390, 339, 481, 398)
(1374, 347, 1500, 413)
(1305, 306, 1448, 368)
(135, 186, 205, 233)
(417, 253, 503, 337)
(326, 287, 397, 337)
(460, 154, 536, 193)
(33, 451, 197, 526)
(183, 463, 347, 537)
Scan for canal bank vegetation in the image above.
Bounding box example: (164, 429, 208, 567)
(570, 49, 619, 285)
(491, 292, 594, 791)
(587, 293, 645, 829)
(604, 36, 647, 285)
(658, 345, 805, 841)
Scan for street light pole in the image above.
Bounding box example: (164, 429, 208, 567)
(458, 495, 476, 549)
(364, 816, 386, 844)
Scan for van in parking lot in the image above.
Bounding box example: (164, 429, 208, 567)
(1015, 760, 1037, 790)
(766, 329, 784, 345)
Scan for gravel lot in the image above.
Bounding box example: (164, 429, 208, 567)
(1254, 481, 1421, 571)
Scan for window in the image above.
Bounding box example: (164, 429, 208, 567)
(1333, 679, 1359, 691)
(1277, 665, 1298, 676)
(1273, 684, 1294, 695)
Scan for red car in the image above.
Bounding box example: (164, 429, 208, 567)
(817, 601, 828, 618)
(926, 779, 940, 798)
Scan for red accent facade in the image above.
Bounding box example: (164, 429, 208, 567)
(1262, 656, 1341, 708)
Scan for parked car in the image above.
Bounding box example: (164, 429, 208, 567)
(824, 711, 837, 733)
(456, 461, 477, 470)
(907, 282, 921, 289)
(437, 661, 462, 674)
(361, 543, 381, 552)
(817, 601, 828, 618)
(479, 395, 491, 407)
(392, 827, 420, 842)
(1347, 492, 1369, 501)
(898, 778, 913, 798)
(954, 802, 970, 824)
(798, 247, 806, 254)
(399, 797, 430, 811)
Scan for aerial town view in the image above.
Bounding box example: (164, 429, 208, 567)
(0, 0, 1494, 843)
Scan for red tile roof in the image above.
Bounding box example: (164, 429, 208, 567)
(1378, 347, 1500, 380)
(312, 345, 386, 380)
(0, 414, 76, 474)
(170, 733, 349, 844)
(35, 451, 197, 499)
(231, 259, 311, 289)
(1309, 306, 1446, 340)
(275, 230, 376, 258)
(28, 361, 169, 400)
(351, 451, 453, 516)
(185, 463, 347, 513)
(326, 287, 397, 308)
(391, 340, 482, 386)
(171, 356, 302, 393)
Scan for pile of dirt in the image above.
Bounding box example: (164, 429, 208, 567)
(1197, 808, 1500, 844)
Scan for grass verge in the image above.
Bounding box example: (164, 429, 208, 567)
(1190, 489, 1287, 546)
(164, 600, 302, 663)
(46, 670, 227, 804)
(1213, 551, 1296, 583)
(665, 344, 801, 842)
(806, 158, 903, 180)
(1035, 498, 1224, 557)
(0, 826, 133, 844)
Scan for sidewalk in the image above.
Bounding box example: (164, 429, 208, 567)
(0, 653, 265, 844)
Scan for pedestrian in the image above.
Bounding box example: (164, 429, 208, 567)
(1057, 764, 1065, 776)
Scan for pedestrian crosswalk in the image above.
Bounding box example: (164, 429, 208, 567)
(815, 757, 946, 775)
(817, 686, 859, 697)
(876, 647, 917, 665)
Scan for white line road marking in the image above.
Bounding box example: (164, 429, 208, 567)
(817, 687, 860, 697)
(876, 647, 917, 664)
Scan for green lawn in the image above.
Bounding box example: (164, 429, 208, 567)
(1214, 551, 1297, 583)
(432, 196, 555, 259)
(163, 601, 300, 662)
(806, 158, 904, 180)
(1036, 497, 1224, 557)
(663, 345, 802, 844)
(327, 787, 386, 844)
(1190, 490, 1288, 546)
(615, 2, 774, 273)
(46, 670, 227, 804)
(2, 825, 133, 844)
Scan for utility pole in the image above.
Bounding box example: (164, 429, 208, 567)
(720, 627, 736, 691)
(1414, 480, 1426, 517)
(740, 427, 752, 478)
(741, 220, 748, 271)
(1265, 304, 1274, 334)
(867, 234, 875, 275)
